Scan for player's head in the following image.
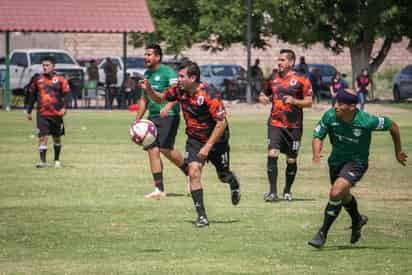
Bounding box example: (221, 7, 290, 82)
(334, 89, 358, 117)
(145, 44, 162, 69)
(41, 56, 56, 74)
(278, 49, 296, 73)
(177, 61, 200, 91)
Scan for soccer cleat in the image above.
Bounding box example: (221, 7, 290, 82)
(283, 193, 292, 201)
(231, 189, 241, 206)
(350, 215, 368, 244)
(36, 161, 48, 168)
(308, 231, 327, 249)
(144, 190, 167, 200)
(263, 192, 278, 202)
(54, 160, 61, 168)
(196, 216, 209, 227)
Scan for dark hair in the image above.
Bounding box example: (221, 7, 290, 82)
(280, 49, 296, 64)
(333, 71, 341, 81)
(178, 61, 200, 82)
(145, 44, 163, 62)
(41, 56, 56, 65)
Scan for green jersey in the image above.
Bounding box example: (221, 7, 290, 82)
(313, 108, 392, 166)
(143, 64, 179, 118)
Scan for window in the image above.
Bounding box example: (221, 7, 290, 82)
(127, 57, 145, 69)
(10, 53, 28, 67)
(211, 65, 236, 77)
(200, 67, 211, 77)
(30, 52, 75, 65)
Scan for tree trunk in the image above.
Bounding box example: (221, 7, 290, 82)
(350, 43, 373, 99)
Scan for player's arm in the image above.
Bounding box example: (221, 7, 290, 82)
(138, 78, 167, 104)
(198, 119, 227, 160)
(389, 121, 408, 166)
(259, 82, 272, 105)
(58, 77, 71, 116)
(312, 138, 323, 164)
(284, 79, 312, 108)
(160, 101, 177, 118)
(26, 76, 39, 120)
(135, 95, 147, 121)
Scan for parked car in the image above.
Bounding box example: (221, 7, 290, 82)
(392, 64, 412, 101)
(199, 64, 246, 99)
(98, 56, 145, 87)
(0, 49, 84, 96)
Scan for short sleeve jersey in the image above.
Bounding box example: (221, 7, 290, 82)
(313, 108, 392, 166)
(143, 64, 179, 118)
(29, 73, 70, 116)
(356, 75, 371, 90)
(265, 71, 312, 128)
(331, 79, 347, 94)
(163, 82, 229, 143)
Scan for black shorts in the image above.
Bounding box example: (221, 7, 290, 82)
(267, 125, 302, 158)
(329, 162, 368, 186)
(36, 115, 65, 137)
(184, 138, 230, 172)
(145, 116, 180, 150)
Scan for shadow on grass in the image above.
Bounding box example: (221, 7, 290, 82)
(139, 249, 162, 253)
(312, 245, 410, 251)
(184, 219, 240, 225)
(167, 193, 187, 197)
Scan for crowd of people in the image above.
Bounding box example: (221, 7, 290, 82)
(24, 46, 407, 249)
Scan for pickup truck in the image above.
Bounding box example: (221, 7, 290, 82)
(98, 56, 145, 87)
(0, 49, 84, 94)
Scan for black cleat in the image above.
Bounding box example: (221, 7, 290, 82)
(308, 231, 327, 249)
(196, 216, 209, 227)
(350, 215, 368, 244)
(231, 189, 241, 205)
(263, 192, 278, 202)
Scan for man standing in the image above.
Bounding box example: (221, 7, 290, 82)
(104, 57, 118, 109)
(136, 44, 188, 199)
(308, 89, 407, 248)
(140, 61, 241, 227)
(26, 56, 70, 168)
(259, 49, 312, 202)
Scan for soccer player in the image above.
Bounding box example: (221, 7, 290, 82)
(136, 44, 188, 199)
(140, 61, 241, 227)
(259, 49, 312, 202)
(308, 89, 407, 248)
(26, 56, 70, 168)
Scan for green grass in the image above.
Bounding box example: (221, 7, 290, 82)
(0, 107, 411, 274)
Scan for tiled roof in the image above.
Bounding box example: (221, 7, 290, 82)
(0, 0, 154, 33)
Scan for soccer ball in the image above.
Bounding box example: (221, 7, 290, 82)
(130, 119, 157, 147)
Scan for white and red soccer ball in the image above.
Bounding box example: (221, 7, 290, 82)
(130, 119, 157, 147)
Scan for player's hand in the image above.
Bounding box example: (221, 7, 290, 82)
(197, 143, 212, 161)
(259, 93, 270, 105)
(396, 151, 408, 166)
(138, 79, 151, 91)
(312, 154, 322, 165)
(27, 113, 32, 121)
(283, 95, 295, 105)
(57, 108, 66, 116)
(160, 107, 169, 118)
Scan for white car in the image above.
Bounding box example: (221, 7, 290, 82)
(0, 49, 84, 93)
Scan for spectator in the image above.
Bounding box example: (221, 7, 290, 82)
(104, 58, 119, 109)
(310, 68, 322, 104)
(87, 59, 99, 85)
(296, 56, 309, 75)
(330, 71, 348, 106)
(123, 73, 136, 107)
(355, 68, 372, 111)
(251, 59, 264, 101)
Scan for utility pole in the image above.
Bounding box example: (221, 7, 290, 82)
(246, 0, 252, 104)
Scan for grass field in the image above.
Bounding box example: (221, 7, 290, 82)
(0, 105, 411, 274)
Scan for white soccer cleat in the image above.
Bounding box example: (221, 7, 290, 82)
(144, 190, 167, 200)
(54, 161, 62, 168)
(283, 193, 292, 201)
(35, 161, 48, 168)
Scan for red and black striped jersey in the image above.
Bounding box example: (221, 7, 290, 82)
(163, 82, 229, 143)
(28, 73, 70, 116)
(265, 71, 312, 128)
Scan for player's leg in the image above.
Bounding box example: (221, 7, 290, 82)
(36, 115, 50, 168)
(265, 125, 282, 202)
(208, 142, 240, 205)
(283, 129, 301, 200)
(185, 138, 208, 227)
(50, 116, 65, 168)
(144, 145, 166, 199)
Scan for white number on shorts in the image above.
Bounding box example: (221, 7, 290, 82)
(221, 152, 229, 165)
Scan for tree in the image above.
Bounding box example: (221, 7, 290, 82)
(132, 1, 412, 99)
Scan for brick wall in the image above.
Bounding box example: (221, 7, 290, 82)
(1, 32, 411, 75)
